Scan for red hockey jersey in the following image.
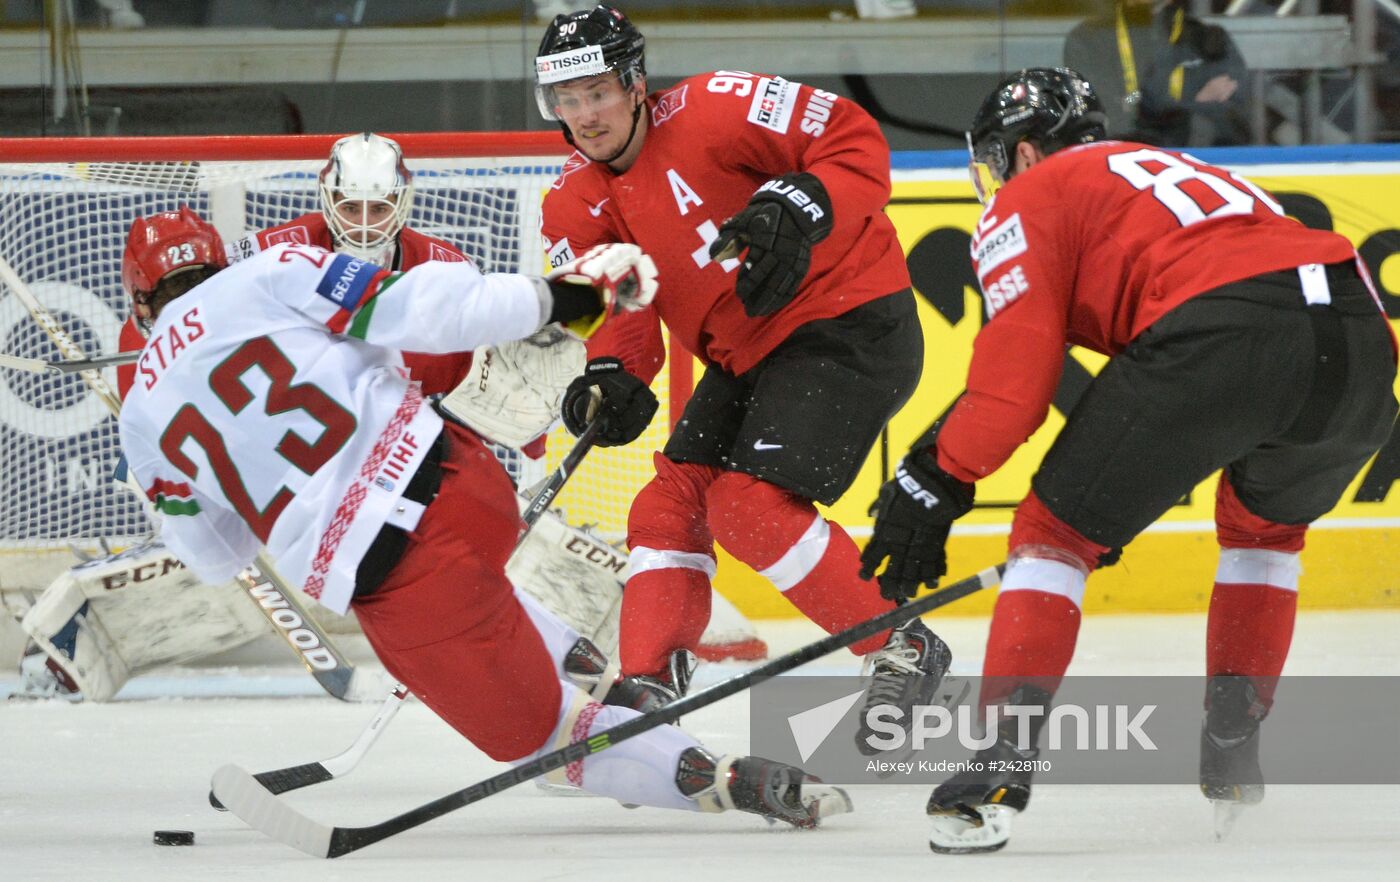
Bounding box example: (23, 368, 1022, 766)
(117, 213, 473, 398)
(541, 71, 911, 381)
(938, 141, 1364, 484)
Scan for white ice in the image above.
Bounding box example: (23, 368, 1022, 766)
(4, 610, 1400, 880)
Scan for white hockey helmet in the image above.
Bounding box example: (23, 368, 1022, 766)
(318, 133, 414, 266)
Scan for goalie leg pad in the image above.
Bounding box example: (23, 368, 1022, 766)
(21, 540, 270, 701)
(508, 501, 627, 654)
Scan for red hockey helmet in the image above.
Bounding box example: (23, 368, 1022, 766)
(121, 206, 227, 332)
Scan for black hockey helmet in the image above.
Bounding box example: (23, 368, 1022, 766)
(534, 4, 647, 122)
(967, 67, 1107, 203)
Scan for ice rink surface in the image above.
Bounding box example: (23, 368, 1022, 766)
(5, 609, 1400, 881)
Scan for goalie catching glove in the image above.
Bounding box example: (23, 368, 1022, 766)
(859, 446, 974, 602)
(708, 172, 833, 317)
(438, 327, 585, 449)
(546, 242, 657, 339)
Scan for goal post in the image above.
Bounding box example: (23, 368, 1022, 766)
(0, 132, 691, 593)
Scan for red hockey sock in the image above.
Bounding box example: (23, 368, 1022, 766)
(707, 472, 893, 656)
(1206, 581, 1297, 709)
(618, 568, 712, 677)
(979, 589, 1082, 707)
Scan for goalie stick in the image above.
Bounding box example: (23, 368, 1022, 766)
(0, 349, 139, 375)
(208, 417, 603, 810)
(0, 255, 366, 702)
(211, 562, 1006, 858)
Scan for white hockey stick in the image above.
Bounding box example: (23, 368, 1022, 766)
(0, 255, 368, 702)
(0, 349, 139, 375)
(207, 418, 604, 809)
(208, 683, 410, 810)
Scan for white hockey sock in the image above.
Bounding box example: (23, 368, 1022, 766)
(516, 683, 704, 812)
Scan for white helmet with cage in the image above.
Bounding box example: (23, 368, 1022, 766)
(318, 133, 414, 266)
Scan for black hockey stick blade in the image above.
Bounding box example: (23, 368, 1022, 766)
(212, 562, 1004, 858)
(210, 762, 335, 810)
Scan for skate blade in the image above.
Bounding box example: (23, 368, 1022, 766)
(534, 779, 598, 798)
(928, 804, 1016, 854)
(1212, 800, 1247, 842)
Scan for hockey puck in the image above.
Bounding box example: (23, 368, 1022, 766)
(153, 830, 195, 846)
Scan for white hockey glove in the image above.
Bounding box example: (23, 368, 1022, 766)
(545, 243, 658, 340)
(438, 326, 586, 448)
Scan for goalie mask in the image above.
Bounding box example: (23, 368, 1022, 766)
(121, 206, 228, 335)
(319, 133, 414, 267)
(534, 5, 646, 162)
(967, 67, 1107, 204)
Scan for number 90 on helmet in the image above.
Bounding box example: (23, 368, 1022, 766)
(319, 133, 414, 267)
(967, 67, 1107, 204)
(121, 205, 228, 334)
(533, 4, 646, 122)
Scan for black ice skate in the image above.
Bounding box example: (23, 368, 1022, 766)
(925, 685, 1050, 854)
(676, 747, 853, 829)
(1200, 674, 1267, 840)
(605, 648, 697, 714)
(856, 617, 953, 756)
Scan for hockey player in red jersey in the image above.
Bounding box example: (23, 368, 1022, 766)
(117, 132, 475, 400)
(116, 206, 852, 827)
(533, 4, 951, 738)
(859, 68, 1398, 852)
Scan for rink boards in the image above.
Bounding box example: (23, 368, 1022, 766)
(719, 145, 1400, 618)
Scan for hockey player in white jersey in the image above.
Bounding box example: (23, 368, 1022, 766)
(16, 131, 762, 703)
(115, 206, 849, 826)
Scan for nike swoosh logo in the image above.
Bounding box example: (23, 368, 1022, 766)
(753, 440, 783, 451)
(587, 198, 610, 217)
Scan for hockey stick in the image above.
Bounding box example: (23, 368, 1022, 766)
(0, 255, 365, 702)
(518, 417, 601, 533)
(211, 562, 1005, 858)
(208, 418, 604, 809)
(208, 684, 410, 810)
(0, 349, 139, 375)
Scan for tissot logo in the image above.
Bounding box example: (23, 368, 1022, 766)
(536, 47, 606, 84)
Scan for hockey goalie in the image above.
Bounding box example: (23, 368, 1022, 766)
(16, 327, 765, 701)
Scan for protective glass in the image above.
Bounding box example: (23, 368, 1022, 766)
(536, 73, 631, 123)
(967, 132, 1007, 206)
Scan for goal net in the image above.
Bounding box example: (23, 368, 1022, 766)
(0, 132, 688, 594)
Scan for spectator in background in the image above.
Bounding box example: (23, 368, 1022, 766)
(1064, 0, 1250, 146)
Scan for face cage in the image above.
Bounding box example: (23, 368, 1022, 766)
(320, 181, 413, 266)
(536, 67, 638, 122)
(967, 132, 1009, 205)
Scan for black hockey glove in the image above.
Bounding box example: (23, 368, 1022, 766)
(859, 448, 975, 602)
(708, 171, 834, 317)
(561, 357, 658, 448)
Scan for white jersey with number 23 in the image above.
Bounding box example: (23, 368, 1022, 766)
(118, 242, 548, 614)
